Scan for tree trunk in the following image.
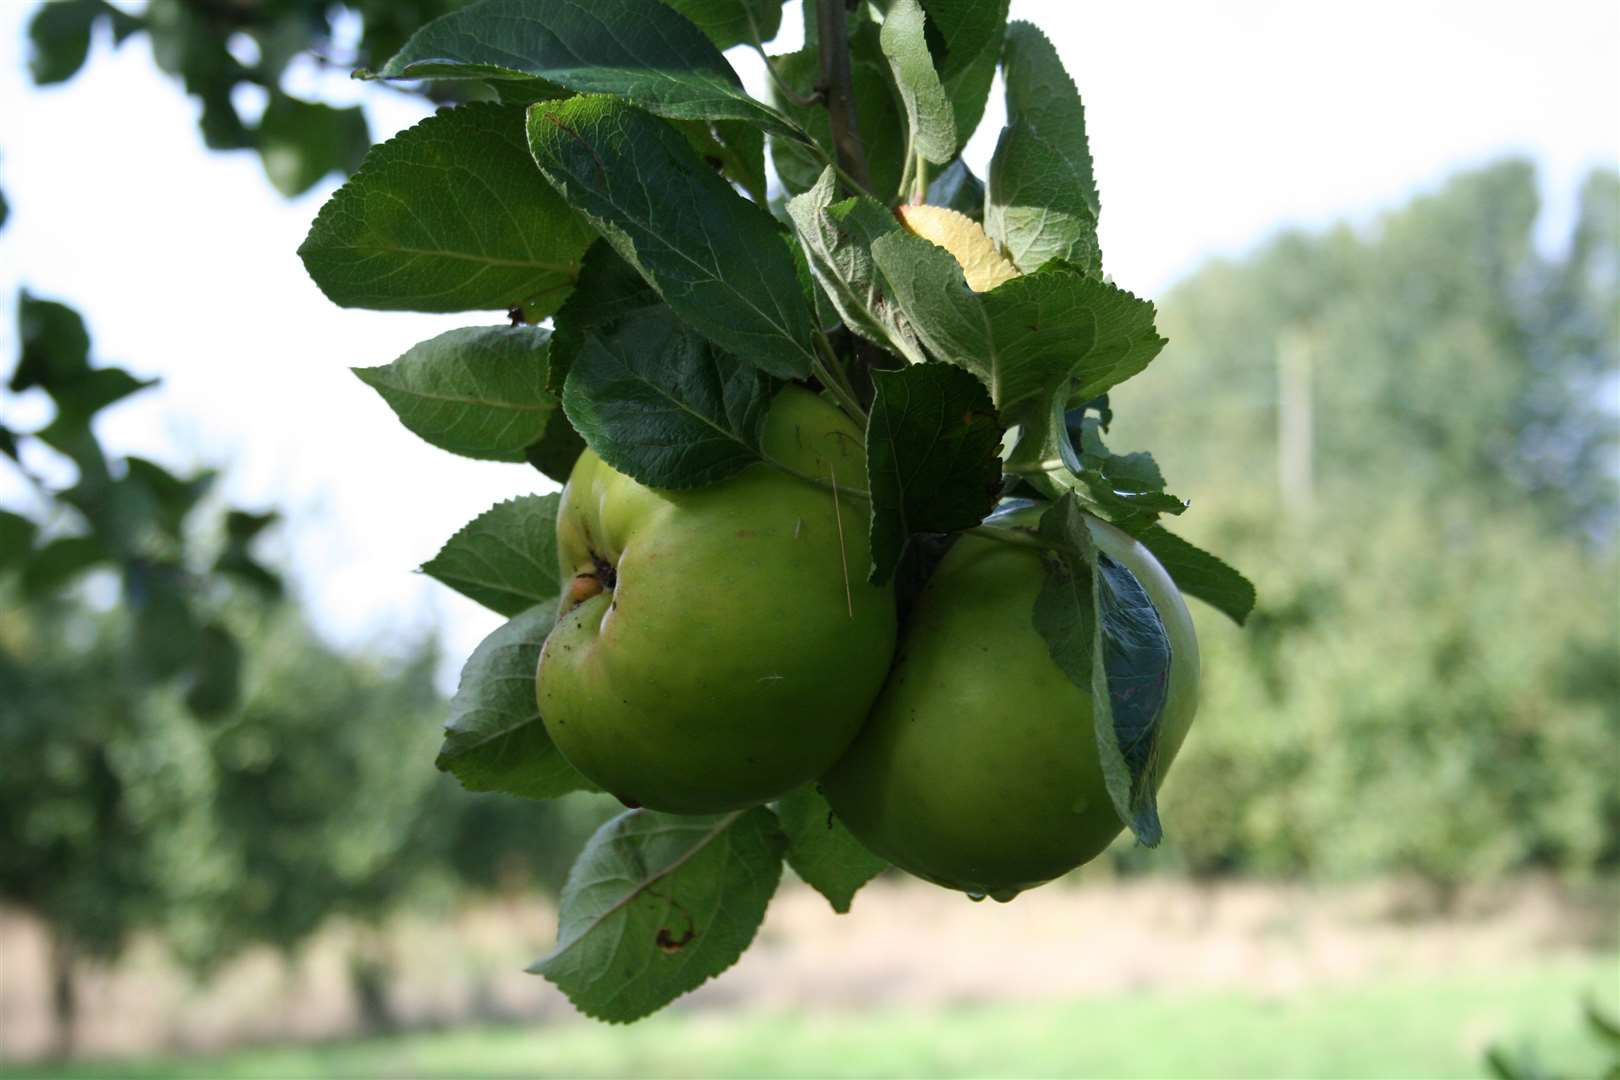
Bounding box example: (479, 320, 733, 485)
(47, 932, 78, 1060)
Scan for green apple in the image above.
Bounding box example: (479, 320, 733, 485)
(537, 386, 897, 814)
(821, 512, 1199, 898)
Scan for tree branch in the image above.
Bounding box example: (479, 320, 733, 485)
(815, 0, 872, 194)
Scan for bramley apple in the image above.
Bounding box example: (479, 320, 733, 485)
(822, 511, 1200, 898)
(536, 387, 896, 814)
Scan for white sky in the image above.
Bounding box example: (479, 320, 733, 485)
(2, 1, 1617, 680)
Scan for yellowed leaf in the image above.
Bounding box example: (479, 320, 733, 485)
(897, 204, 1021, 292)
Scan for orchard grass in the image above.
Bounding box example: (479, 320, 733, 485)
(10, 956, 1612, 1079)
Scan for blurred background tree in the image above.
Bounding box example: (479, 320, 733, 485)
(25, 0, 469, 196)
(0, 291, 609, 1055)
(1110, 159, 1620, 889)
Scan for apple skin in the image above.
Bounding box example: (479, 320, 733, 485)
(821, 513, 1200, 898)
(537, 386, 897, 814)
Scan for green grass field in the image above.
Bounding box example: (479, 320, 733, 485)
(7, 957, 1615, 1079)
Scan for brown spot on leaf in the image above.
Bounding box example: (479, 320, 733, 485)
(656, 926, 696, 954)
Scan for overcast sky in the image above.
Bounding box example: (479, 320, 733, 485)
(2, 1, 1616, 678)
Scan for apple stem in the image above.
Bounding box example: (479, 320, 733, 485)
(966, 524, 1061, 554)
(811, 330, 868, 424)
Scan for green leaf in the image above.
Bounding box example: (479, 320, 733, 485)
(216, 510, 283, 599)
(660, 0, 784, 50)
(439, 603, 598, 799)
(917, 0, 1009, 153)
(36, 368, 158, 452)
(550, 243, 665, 396)
(679, 119, 769, 204)
(768, 20, 907, 201)
(422, 495, 561, 616)
(925, 158, 985, 219)
(525, 413, 588, 485)
(986, 22, 1102, 274)
(776, 786, 887, 913)
(21, 535, 104, 597)
(184, 622, 242, 720)
(13, 292, 91, 393)
(1053, 407, 1187, 532)
(256, 93, 370, 199)
(375, 0, 801, 140)
(1092, 548, 1171, 846)
(785, 169, 924, 363)
(126, 559, 203, 680)
(354, 326, 559, 462)
(870, 238, 1164, 430)
(225, 509, 278, 544)
(879, 0, 956, 165)
(527, 96, 815, 379)
(531, 807, 785, 1023)
(865, 363, 1002, 584)
(298, 102, 593, 315)
(0, 511, 38, 573)
(1034, 496, 1169, 847)
(1135, 525, 1256, 626)
(26, 0, 118, 85)
(1032, 494, 1097, 700)
(123, 457, 216, 540)
(562, 305, 776, 490)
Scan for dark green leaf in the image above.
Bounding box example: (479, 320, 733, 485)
(256, 93, 370, 198)
(660, 0, 784, 50)
(124, 457, 216, 540)
(920, 0, 1009, 154)
(224, 509, 278, 544)
(216, 510, 283, 599)
(986, 22, 1102, 274)
(13, 292, 91, 393)
(525, 412, 588, 484)
(679, 119, 768, 204)
(1032, 494, 1097, 695)
(1054, 408, 1186, 531)
(126, 560, 203, 680)
(925, 158, 985, 219)
(562, 306, 776, 490)
(375, 0, 800, 139)
(550, 243, 665, 396)
(299, 102, 593, 315)
(870, 237, 1164, 427)
(422, 495, 561, 616)
(785, 169, 924, 362)
(0, 511, 37, 572)
(1135, 525, 1256, 626)
(36, 369, 158, 451)
(776, 786, 887, 913)
(20, 535, 104, 597)
(27, 0, 107, 85)
(354, 326, 559, 462)
(184, 622, 242, 720)
(879, 0, 955, 166)
(1093, 549, 1171, 846)
(865, 363, 1001, 584)
(439, 603, 597, 799)
(528, 96, 815, 379)
(1035, 496, 1170, 847)
(215, 549, 283, 599)
(768, 20, 907, 201)
(530, 807, 785, 1023)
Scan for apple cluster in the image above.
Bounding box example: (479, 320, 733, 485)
(535, 387, 1200, 898)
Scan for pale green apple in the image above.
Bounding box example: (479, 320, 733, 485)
(821, 512, 1200, 898)
(537, 386, 897, 814)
